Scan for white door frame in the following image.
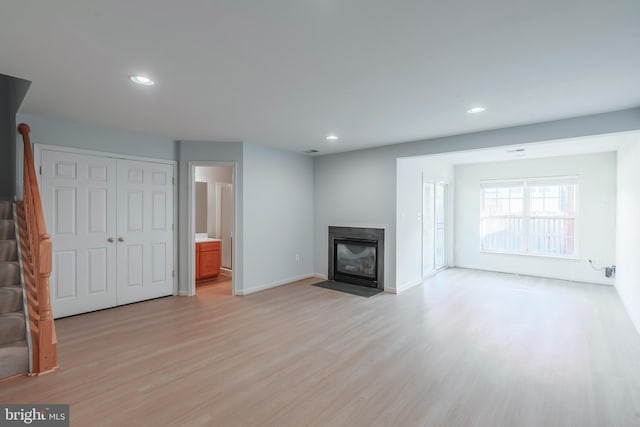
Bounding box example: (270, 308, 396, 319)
(187, 161, 237, 296)
(34, 144, 179, 297)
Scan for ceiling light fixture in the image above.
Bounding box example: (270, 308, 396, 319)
(467, 106, 486, 114)
(129, 75, 155, 86)
(326, 135, 339, 141)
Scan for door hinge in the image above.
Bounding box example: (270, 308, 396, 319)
(172, 270, 175, 278)
(172, 177, 175, 185)
(39, 166, 42, 175)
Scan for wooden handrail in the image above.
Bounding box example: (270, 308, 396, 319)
(17, 123, 57, 375)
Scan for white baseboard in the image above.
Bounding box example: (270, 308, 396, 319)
(313, 273, 328, 280)
(177, 290, 190, 296)
(236, 273, 318, 295)
(388, 278, 423, 294)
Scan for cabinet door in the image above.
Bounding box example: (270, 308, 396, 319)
(199, 249, 220, 278)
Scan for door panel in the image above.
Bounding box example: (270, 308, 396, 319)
(116, 159, 173, 305)
(220, 184, 233, 269)
(42, 150, 118, 318)
(435, 184, 447, 269)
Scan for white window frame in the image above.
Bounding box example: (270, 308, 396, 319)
(480, 176, 579, 259)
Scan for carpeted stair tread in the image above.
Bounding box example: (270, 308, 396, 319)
(0, 261, 20, 286)
(0, 219, 15, 240)
(0, 201, 12, 220)
(0, 312, 27, 346)
(0, 240, 18, 262)
(0, 340, 28, 379)
(0, 286, 23, 315)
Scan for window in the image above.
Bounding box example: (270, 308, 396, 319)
(480, 177, 577, 257)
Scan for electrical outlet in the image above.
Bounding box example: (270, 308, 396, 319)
(295, 254, 300, 261)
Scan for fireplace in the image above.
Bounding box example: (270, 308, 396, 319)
(328, 226, 384, 290)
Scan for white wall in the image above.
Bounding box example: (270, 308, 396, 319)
(314, 108, 640, 292)
(616, 137, 640, 333)
(396, 156, 454, 292)
(242, 143, 315, 294)
(195, 166, 233, 237)
(454, 152, 617, 285)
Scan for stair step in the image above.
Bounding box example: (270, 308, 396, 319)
(0, 262, 20, 286)
(0, 220, 15, 240)
(0, 312, 27, 346)
(0, 286, 23, 315)
(0, 201, 12, 220)
(0, 240, 18, 262)
(0, 340, 28, 379)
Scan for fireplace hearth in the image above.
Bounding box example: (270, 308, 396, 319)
(328, 226, 384, 290)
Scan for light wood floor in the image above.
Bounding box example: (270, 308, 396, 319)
(2, 268, 640, 426)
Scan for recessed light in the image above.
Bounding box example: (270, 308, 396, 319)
(326, 135, 339, 141)
(467, 106, 486, 114)
(129, 75, 155, 86)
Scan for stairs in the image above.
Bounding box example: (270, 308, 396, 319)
(0, 200, 29, 379)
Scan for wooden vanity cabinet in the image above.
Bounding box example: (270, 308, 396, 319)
(196, 241, 221, 280)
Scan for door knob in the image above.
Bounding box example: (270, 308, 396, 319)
(118, 237, 125, 242)
(107, 237, 114, 243)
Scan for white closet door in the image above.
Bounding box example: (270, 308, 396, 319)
(116, 159, 174, 305)
(41, 150, 118, 318)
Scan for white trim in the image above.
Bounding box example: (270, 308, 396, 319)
(220, 267, 232, 275)
(479, 249, 581, 260)
(313, 273, 328, 280)
(33, 143, 176, 166)
(33, 143, 179, 297)
(236, 274, 317, 295)
(188, 161, 237, 297)
(393, 277, 424, 294)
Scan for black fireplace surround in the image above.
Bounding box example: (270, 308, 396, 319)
(328, 226, 384, 290)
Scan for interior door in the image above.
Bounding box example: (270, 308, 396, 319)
(219, 183, 233, 269)
(434, 183, 447, 269)
(41, 150, 117, 318)
(116, 159, 174, 305)
(422, 181, 435, 278)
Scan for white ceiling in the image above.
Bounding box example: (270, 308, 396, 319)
(1, 1, 639, 155)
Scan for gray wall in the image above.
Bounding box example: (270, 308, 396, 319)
(242, 143, 314, 293)
(314, 107, 640, 290)
(177, 140, 244, 294)
(17, 113, 176, 160)
(15, 113, 177, 199)
(0, 74, 30, 198)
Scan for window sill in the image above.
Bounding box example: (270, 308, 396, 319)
(480, 250, 580, 261)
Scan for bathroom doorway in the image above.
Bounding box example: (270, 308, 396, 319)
(192, 163, 234, 296)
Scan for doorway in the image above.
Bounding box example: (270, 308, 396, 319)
(192, 163, 234, 296)
(423, 180, 448, 278)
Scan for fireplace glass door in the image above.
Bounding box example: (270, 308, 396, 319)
(334, 239, 377, 285)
